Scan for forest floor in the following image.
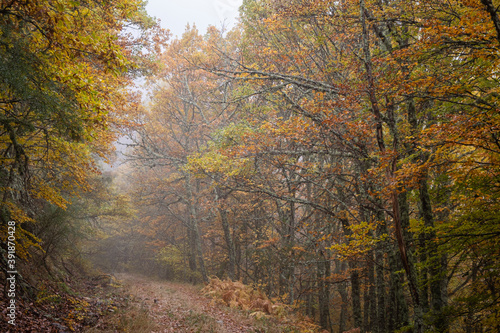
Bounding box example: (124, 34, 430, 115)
(86, 273, 278, 333)
(1, 268, 319, 332)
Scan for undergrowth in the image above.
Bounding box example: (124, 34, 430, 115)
(203, 277, 323, 333)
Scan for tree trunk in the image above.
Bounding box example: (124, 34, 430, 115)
(219, 207, 236, 280)
(375, 209, 387, 333)
(193, 220, 208, 283)
(337, 260, 349, 333)
(340, 215, 362, 330)
(186, 174, 208, 283)
(187, 226, 197, 273)
(388, 245, 409, 331)
(399, 190, 425, 332)
(368, 251, 377, 332)
(317, 251, 332, 332)
(419, 175, 448, 332)
(363, 274, 370, 333)
(306, 279, 315, 320)
(214, 186, 236, 281)
(287, 200, 296, 305)
(351, 262, 362, 330)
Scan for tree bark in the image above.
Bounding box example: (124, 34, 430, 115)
(219, 206, 236, 280)
(186, 174, 208, 283)
(368, 251, 377, 332)
(481, 0, 500, 44)
(317, 251, 332, 332)
(351, 262, 362, 330)
(363, 274, 370, 333)
(215, 187, 236, 280)
(337, 260, 348, 333)
(388, 246, 409, 332)
(419, 175, 448, 332)
(375, 211, 387, 333)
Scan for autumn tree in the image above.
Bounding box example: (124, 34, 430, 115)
(186, 0, 500, 331)
(39, 0, 499, 331)
(124, 25, 243, 283)
(0, 0, 162, 282)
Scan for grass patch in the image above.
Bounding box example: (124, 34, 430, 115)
(250, 316, 307, 333)
(84, 303, 156, 333)
(184, 311, 220, 333)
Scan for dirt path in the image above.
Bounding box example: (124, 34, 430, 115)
(116, 273, 256, 333)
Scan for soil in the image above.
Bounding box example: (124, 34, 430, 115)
(116, 273, 256, 333)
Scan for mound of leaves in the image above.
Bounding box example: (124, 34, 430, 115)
(202, 277, 321, 333)
(0, 272, 127, 332)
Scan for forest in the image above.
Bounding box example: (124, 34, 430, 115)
(1, 0, 500, 332)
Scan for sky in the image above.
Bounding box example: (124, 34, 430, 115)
(145, 0, 243, 37)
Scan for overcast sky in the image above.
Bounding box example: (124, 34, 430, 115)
(145, 0, 243, 37)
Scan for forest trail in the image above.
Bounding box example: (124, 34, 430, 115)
(117, 273, 256, 333)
